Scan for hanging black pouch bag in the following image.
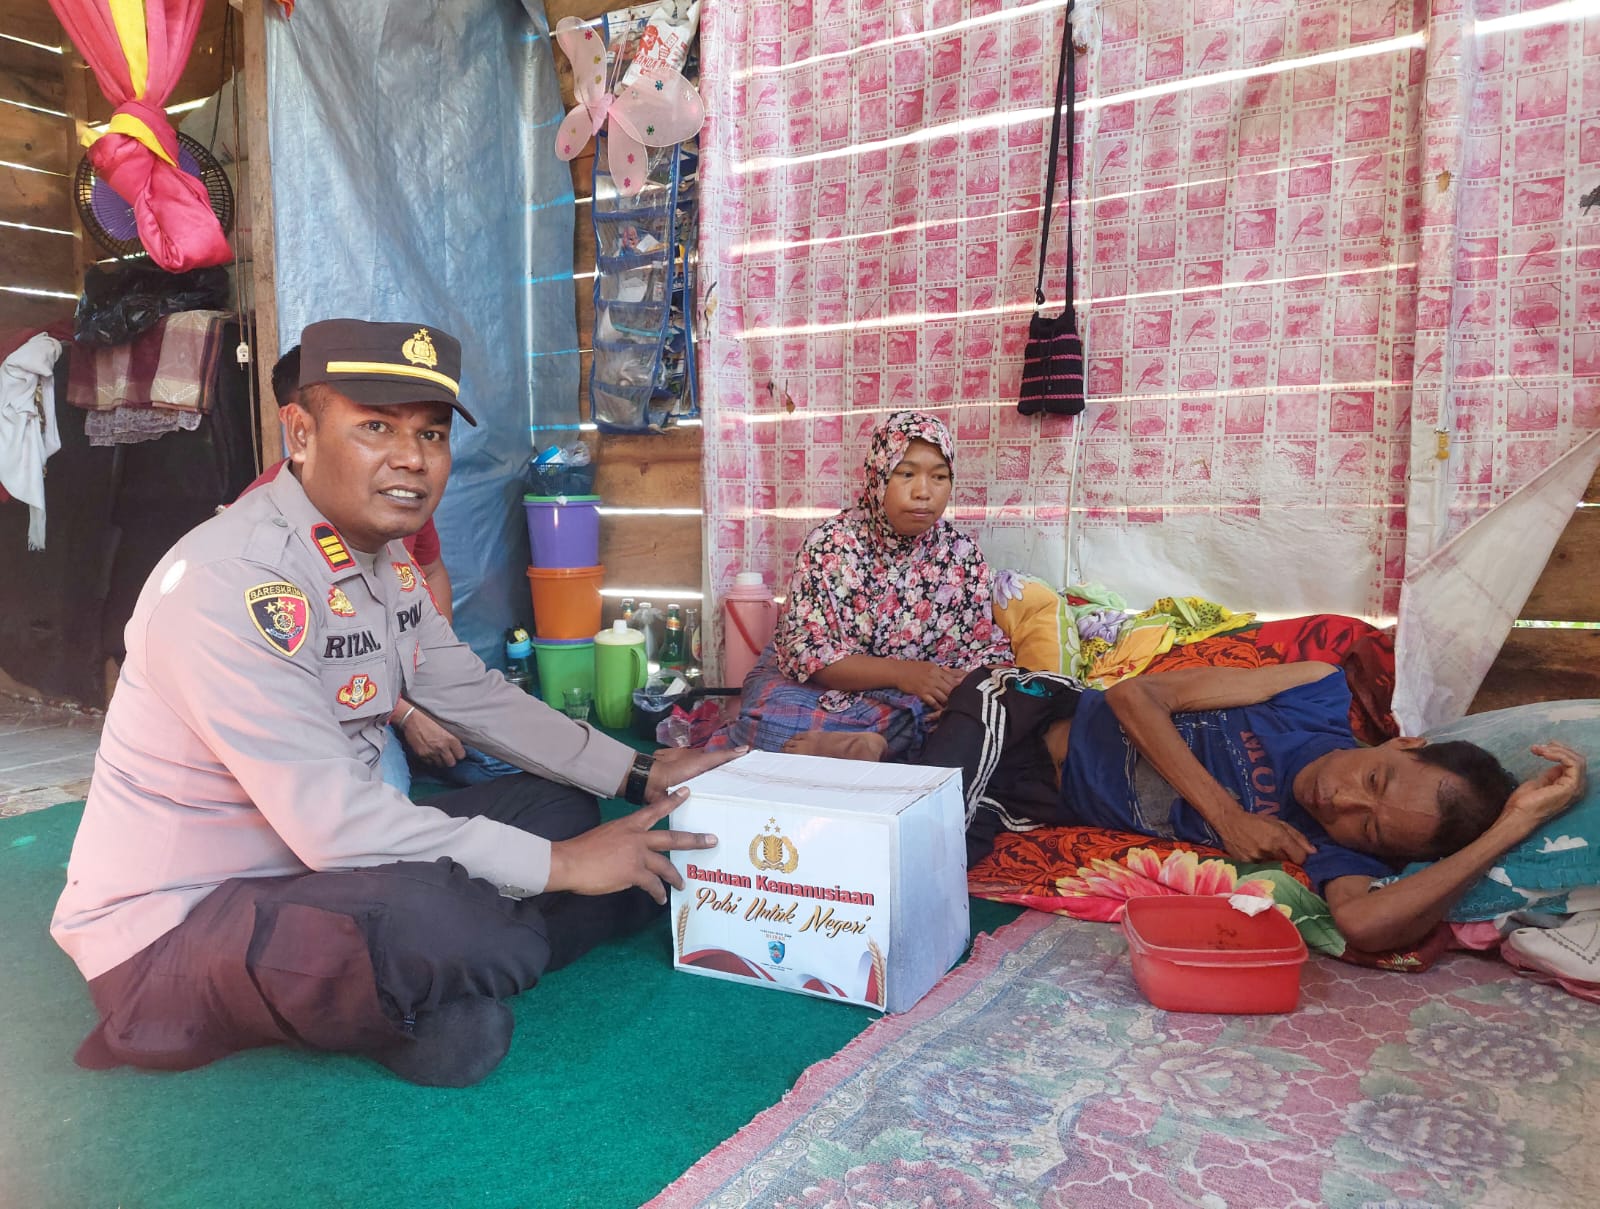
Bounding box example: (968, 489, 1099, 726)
(1018, 0, 1084, 417)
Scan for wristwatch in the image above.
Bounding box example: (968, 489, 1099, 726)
(624, 752, 655, 805)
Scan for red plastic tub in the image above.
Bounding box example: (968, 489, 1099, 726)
(1122, 895, 1308, 1014)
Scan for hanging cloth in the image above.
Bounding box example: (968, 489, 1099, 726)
(0, 334, 65, 549)
(1017, 1, 1084, 418)
(48, 0, 232, 271)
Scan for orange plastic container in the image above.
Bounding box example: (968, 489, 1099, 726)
(526, 564, 603, 640)
(1122, 895, 1308, 1014)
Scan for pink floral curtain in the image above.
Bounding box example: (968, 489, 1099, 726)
(48, 0, 231, 270)
(697, 0, 1595, 714)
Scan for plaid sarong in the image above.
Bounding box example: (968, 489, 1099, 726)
(703, 646, 932, 758)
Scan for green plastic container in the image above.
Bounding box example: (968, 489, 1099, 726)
(531, 638, 596, 710)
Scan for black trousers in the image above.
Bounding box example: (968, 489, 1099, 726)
(913, 668, 1084, 867)
(77, 774, 658, 1073)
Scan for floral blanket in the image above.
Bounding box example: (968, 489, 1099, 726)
(653, 913, 1600, 1209)
(969, 827, 1453, 972)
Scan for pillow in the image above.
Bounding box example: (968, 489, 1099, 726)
(1397, 700, 1600, 920)
(991, 577, 1076, 674)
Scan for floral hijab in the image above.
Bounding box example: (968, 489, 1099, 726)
(775, 411, 1013, 681)
(857, 410, 957, 554)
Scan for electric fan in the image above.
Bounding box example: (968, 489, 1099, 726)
(73, 130, 235, 258)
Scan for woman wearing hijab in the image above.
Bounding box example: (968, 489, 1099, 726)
(707, 411, 1013, 757)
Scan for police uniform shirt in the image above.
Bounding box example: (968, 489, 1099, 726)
(52, 468, 635, 981)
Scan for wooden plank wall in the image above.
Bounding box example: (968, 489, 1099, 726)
(1471, 464, 1600, 712)
(0, 0, 233, 332)
(0, 2, 78, 331)
(544, 0, 705, 626)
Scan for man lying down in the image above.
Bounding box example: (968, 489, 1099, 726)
(786, 662, 1587, 954)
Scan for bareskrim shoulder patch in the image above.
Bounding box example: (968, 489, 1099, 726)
(245, 582, 310, 657)
(311, 522, 355, 571)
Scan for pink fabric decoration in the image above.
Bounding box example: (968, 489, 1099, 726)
(48, 0, 232, 271)
(551, 16, 705, 198)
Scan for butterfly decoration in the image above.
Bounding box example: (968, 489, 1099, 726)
(553, 16, 706, 198)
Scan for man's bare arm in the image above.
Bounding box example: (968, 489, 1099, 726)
(1326, 741, 1586, 952)
(1103, 663, 1340, 864)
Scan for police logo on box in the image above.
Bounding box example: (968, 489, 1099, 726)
(245, 582, 310, 658)
(748, 819, 800, 874)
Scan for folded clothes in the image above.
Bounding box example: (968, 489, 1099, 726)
(66, 310, 233, 414)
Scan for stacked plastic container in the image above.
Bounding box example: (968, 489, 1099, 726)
(524, 478, 603, 708)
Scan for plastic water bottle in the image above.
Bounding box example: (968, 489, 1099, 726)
(633, 600, 662, 666)
(505, 627, 535, 693)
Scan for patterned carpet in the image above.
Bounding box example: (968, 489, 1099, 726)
(652, 911, 1600, 1208)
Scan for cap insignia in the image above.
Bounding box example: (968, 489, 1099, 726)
(402, 329, 439, 369)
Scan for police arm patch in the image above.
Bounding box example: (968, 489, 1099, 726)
(245, 581, 311, 658)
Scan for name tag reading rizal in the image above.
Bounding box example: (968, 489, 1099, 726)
(669, 751, 968, 1013)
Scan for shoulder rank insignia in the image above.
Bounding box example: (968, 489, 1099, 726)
(311, 522, 355, 572)
(336, 673, 378, 710)
(327, 587, 356, 617)
(394, 562, 418, 592)
(245, 582, 310, 658)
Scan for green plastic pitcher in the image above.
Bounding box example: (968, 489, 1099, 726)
(594, 620, 648, 729)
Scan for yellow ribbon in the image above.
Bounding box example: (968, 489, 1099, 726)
(108, 0, 150, 98)
(77, 0, 174, 165)
(82, 111, 177, 165)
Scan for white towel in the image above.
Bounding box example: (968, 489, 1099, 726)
(0, 333, 65, 550)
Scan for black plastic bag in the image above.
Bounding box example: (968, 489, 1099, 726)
(74, 263, 231, 347)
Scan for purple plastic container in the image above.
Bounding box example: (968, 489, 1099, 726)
(523, 494, 601, 569)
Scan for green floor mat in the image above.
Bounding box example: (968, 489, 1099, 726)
(0, 802, 1018, 1209)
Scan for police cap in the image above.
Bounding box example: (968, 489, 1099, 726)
(298, 318, 477, 426)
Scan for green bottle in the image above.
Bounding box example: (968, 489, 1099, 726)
(660, 604, 686, 671)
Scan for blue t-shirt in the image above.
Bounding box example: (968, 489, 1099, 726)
(1061, 671, 1394, 891)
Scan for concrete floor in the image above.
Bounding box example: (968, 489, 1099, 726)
(0, 693, 100, 818)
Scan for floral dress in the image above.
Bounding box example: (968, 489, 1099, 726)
(703, 413, 1012, 757)
(775, 410, 1013, 681)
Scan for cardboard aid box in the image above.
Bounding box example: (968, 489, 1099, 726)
(668, 751, 968, 1013)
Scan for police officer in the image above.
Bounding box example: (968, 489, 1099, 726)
(52, 319, 739, 1086)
